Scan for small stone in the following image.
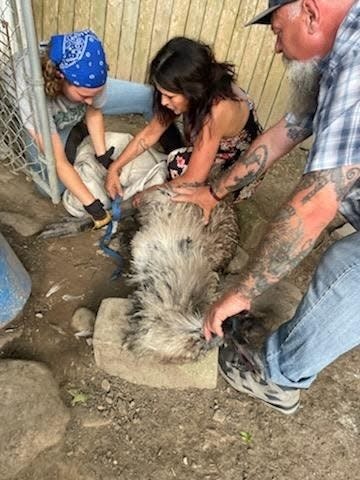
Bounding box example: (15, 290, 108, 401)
(97, 405, 105, 411)
(212, 410, 226, 424)
(117, 400, 128, 416)
(105, 396, 113, 405)
(81, 414, 112, 428)
(101, 379, 111, 393)
(71, 307, 96, 334)
(331, 223, 356, 240)
(35, 312, 44, 319)
(183, 456, 189, 466)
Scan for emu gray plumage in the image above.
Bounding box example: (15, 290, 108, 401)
(122, 188, 239, 362)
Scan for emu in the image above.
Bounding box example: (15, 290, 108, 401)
(122, 188, 239, 362)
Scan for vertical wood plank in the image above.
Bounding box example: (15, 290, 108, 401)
(116, 0, 140, 80)
(73, 0, 91, 31)
(184, 0, 207, 41)
(42, 0, 59, 39)
(31, 0, 43, 41)
(256, 54, 286, 126)
(213, 0, 241, 61)
(132, 0, 157, 83)
(90, 0, 107, 38)
(266, 74, 289, 127)
(199, 0, 223, 47)
(168, 0, 191, 39)
(58, 0, 75, 33)
(237, 23, 267, 91)
(103, 0, 124, 76)
(227, 0, 262, 75)
(149, 0, 173, 60)
(247, 28, 275, 104)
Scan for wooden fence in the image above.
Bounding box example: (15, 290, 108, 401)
(32, 0, 290, 128)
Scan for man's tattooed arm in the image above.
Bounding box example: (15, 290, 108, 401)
(211, 116, 309, 200)
(235, 165, 360, 299)
(285, 115, 313, 143)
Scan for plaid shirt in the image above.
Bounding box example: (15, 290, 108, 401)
(287, 1, 360, 229)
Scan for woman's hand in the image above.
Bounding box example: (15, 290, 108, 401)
(105, 165, 123, 199)
(204, 290, 251, 341)
(172, 185, 218, 225)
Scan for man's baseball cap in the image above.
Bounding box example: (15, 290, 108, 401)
(245, 0, 298, 26)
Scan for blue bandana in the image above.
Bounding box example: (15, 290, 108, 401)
(49, 29, 107, 88)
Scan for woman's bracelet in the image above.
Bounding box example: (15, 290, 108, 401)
(208, 184, 222, 202)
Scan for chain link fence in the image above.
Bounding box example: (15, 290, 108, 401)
(0, 0, 60, 203)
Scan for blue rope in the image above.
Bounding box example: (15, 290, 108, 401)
(99, 195, 123, 280)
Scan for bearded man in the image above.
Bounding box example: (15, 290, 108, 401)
(173, 0, 360, 414)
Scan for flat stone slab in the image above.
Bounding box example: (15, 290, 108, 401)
(93, 298, 218, 390)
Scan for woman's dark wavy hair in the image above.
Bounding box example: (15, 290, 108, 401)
(149, 36, 238, 142)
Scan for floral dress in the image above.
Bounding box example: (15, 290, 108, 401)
(167, 92, 262, 182)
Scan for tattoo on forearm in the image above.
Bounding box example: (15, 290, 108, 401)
(235, 165, 360, 298)
(177, 181, 203, 188)
(221, 145, 268, 194)
(297, 167, 360, 204)
(236, 204, 311, 297)
(285, 118, 311, 142)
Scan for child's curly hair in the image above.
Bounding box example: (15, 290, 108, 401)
(40, 52, 63, 98)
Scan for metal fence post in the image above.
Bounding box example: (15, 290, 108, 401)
(16, 0, 60, 203)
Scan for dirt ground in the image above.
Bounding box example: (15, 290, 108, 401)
(0, 115, 359, 480)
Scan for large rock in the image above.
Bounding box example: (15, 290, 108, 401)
(0, 360, 70, 480)
(0, 211, 43, 236)
(93, 298, 218, 389)
(253, 280, 303, 326)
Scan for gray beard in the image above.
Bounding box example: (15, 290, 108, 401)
(283, 57, 321, 117)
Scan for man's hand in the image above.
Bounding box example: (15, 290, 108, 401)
(105, 165, 123, 199)
(172, 185, 218, 225)
(204, 289, 251, 341)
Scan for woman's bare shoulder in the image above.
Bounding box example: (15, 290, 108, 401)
(211, 95, 249, 136)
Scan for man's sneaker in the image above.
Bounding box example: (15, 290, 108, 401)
(218, 342, 300, 415)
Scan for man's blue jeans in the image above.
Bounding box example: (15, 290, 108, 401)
(264, 231, 360, 389)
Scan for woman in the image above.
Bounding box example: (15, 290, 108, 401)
(17, 29, 154, 227)
(105, 36, 262, 203)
